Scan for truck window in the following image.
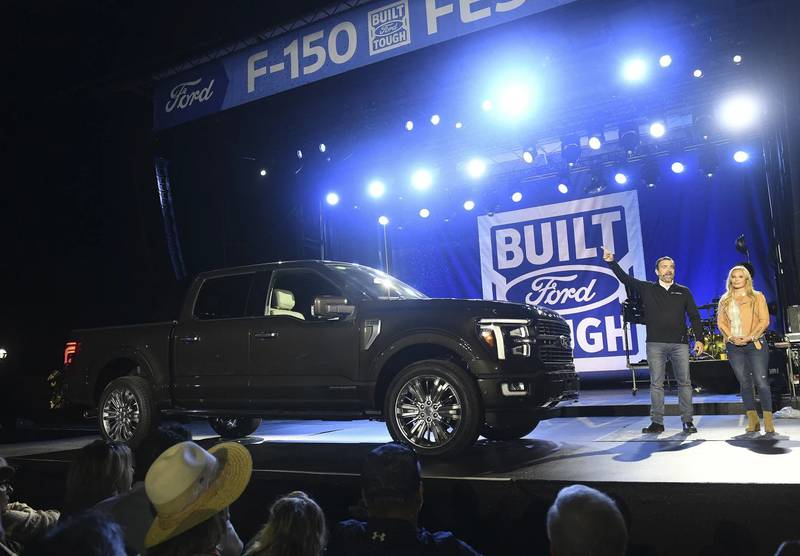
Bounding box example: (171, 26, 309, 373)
(194, 274, 254, 320)
(246, 270, 273, 317)
(270, 269, 343, 320)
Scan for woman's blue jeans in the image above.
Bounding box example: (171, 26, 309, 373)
(726, 339, 772, 412)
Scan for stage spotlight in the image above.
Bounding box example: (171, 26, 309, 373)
(585, 169, 607, 195)
(368, 180, 386, 198)
(455, 121, 463, 129)
(588, 136, 602, 150)
(699, 144, 719, 178)
(614, 172, 628, 185)
(622, 58, 648, 82)
(557, 169, 570, 194)
(419, 208, 430, 218)
(405, 120, 414, 131)
(378, 215, 389, 226)
(411, 169, 433, 190)
(649, 121, 666, 138)
(430, 114, 441, 125)
(511, 192, 523, 203)
(259, 168, 267, 177)
(463, 200, 476, 211)
(671, 161, 685, 174)
(619, 125, 641, 153)
(641, 159, 661, 188)
(326, 192, 340, 206)
(522, 150, 534, 164)
(482, 99, 493, 111)
(733, 150, 749, 163)
(718, 95, 760, 132)
(558, 182, 569, 194)
(694, 114, 714, 141)
(561, 136, 581, 165)
(319, 143, 327, 153)
(659, 54, 672, 68)
(733, 54, 742, 65)
(466, 158, 487, 179)
(296, 149, 303, 159)
(498, 84, 532, 118)
(693, 68, 703, 78)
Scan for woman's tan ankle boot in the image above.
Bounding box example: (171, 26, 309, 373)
(763, 411, 776, 433)
(745, 410, 760, 432)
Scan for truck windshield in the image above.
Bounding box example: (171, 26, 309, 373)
(325, 264, 428, 300)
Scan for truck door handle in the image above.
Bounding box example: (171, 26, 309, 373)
(178, 335, 200, 343)
(253, 331, 279, 339)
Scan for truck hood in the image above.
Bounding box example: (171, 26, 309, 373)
(362, 297, 564, 321)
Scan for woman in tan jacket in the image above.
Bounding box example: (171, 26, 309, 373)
(717, 265, 774, 433)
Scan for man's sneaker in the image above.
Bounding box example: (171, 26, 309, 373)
(682, 421, 698, 434)
(642, 422, 665, 434)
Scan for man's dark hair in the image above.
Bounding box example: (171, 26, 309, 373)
(24, 511, 126, 556)
(133, 423, 193, 482)
(361, 442, 421, 506)
(654, 256, 674, 269)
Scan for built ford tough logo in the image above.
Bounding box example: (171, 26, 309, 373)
(478, 191, 649, 372)
(368, 0, 411, 56)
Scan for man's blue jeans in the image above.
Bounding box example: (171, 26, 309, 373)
(646, 342, 693, 424)
(726, 340, 772, 412)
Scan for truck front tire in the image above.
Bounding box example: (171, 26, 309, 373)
(385, 359, 482, 458)
(98, 376, 157, 448)
(208, 416, 263, 439)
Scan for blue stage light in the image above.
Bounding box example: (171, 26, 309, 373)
(511, 192, 523, 203)
(622, 58, 648, 82)
(614, 172, 628, 185)
(718, 95, 760, 132)
(430, 114, 441, 125)
(588, 136, 602, 150)
(693, 68, 703, 78)
(455, 121, 463, 129)
(319, 143, 327, 153)
(411, 169, 433, 190)
(419, 208, 430, 218)
(326, 192, 340, 206)
(466, 158, 487, 179)
(296, 149, 303, 159)
(498, 84, 532, 118)
(378, 215, 389, 226)
(649, 121, 666, 138)
(733, 54, 742, 65)
(522, 150, 534, 164)
(463, 200, 475, 211)
(482, 99, 493, 111)
(368, 180, 386, 198)
(733, 150, 749, 163)
(558, 183, 569, 194)
(405, 120, 414, 131)
(259, 169, 267, 177)
(671, 162, 685, 174)
(659, 54, 672, 68)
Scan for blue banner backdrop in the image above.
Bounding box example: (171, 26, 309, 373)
(153, 0, 578, 130)
(385, 159, 776, 373)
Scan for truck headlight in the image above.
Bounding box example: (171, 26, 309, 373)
(477, 319, 531, 360)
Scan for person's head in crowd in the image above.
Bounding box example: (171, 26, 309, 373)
(22, 511, 126, 556)
(133, 422, 192, 482)
(361, 442, 423, 522)
(64, 439, 134, 515)
(0, 457, 14, 544)
(243, 491, 326, 556)
(546, 484, 627, 556)
(143, 440, 253, 555)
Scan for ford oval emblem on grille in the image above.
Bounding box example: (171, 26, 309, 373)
(559, 335, 571, 349)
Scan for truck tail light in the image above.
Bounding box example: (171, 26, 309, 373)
(64, 341, 80, 366)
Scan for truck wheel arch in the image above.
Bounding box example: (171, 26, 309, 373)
(371, 333, 478, 410)
(92, 355, 155, 405)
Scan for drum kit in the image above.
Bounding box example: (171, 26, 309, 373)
(693, 300, 725, 360)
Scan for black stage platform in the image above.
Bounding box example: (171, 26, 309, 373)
(2, 388, 800, 555)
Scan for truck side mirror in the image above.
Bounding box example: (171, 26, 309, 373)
(313, 296, 355, 318)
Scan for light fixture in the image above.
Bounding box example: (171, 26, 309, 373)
(641, 159, 661, 188)
(326, 192, 340, 206)
(671, 161, 685, 174)
(584, 168, 607, 195)
(733, 150, 749, 163)
(693, 68, 703, 78)
(733, 54, 742, 65)
(430, 114, 441, 125)
(699, 144, 719, 178)
(522, 150, 534, 164)
(694, 114, 714, 141)
(622, 58, 648, 82)
(419, 208, 430, 218)
(511, 192, 523, 202)
(296, 149, 303, 159)
(319, 143, 327, 153)
(557, 169, 570, 194)
(482, 99, 493, 111)
(614, 172, 628, 185)
(659, 54, 672, 68)
(561, 135, 581, 165)
(259, 169, 267, 177)
(619, 124, 641, 153)
(455, 121, 463, 129)
(405, 120, 414, 131)
(411, 169, 433, 190)
(378, 215, 389, 226)
(466, 158, 487, 179)
(649, 121, 666, 138)
(368, 180, 386, 198)
(463, 200, 476, 211)
(718, 95, 760, 132)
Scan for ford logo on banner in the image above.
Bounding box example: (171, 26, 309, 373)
(478, 191, 649, 372)
(154, 62, 229, 130)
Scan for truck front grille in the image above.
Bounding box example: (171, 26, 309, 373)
(535, 317, 573, 369)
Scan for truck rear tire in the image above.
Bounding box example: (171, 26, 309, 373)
(480, 421, 539, 441)
(385, 359, 482, 458)
(208, 416, 263, 439)
(98, 376, 157, 448)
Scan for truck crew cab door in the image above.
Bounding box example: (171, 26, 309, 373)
(248, 267, 360, 409)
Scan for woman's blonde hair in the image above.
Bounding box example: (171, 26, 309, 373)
(244, 491, 327, 556)
(718, 265, 757, 311)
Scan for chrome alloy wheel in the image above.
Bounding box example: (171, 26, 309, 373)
(394, 374, 462, 448)
(101, 387, 141, 442)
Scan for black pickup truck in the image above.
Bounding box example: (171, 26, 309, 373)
(62, 261, 578, 456)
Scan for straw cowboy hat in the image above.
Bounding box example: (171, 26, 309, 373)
(144, 441, 252, 548)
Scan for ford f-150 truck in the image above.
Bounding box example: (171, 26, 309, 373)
(62, 261, 578, 456)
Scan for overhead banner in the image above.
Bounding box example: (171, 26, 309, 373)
(153, 0, 578, 130)
(478, 191, 648, 372)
